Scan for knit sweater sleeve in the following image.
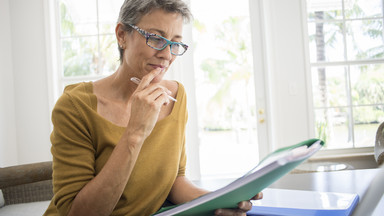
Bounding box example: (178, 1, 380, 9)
(50, 91, 96, 216)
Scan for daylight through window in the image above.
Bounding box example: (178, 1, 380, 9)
(307, 0, 384, 149)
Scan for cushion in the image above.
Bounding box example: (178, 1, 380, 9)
(0, 190, 4, 207)
(0, 201, 49, 216)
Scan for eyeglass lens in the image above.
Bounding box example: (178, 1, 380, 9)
(147, 35, 186, 55)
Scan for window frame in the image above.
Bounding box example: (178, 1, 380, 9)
(302, 0, 383, 156)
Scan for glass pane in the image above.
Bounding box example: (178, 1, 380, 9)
(307, 22, 345, 62)
(60, 0, 98, 37)
(351, 64, 384, 105)
(98, 0, 123, 34)
(311, 66, 348, 108)
(345, 0, 383, 19)
(99, 35, 120, 75)
(346, 20, 384, 60)
(354, 106, 384, 147)
(62, 36, 98, 77)
(191, 0, 259, 179)
(315, 108, 353, 149)
(308, 0, 384, 150)
(307, 0, 343, 21)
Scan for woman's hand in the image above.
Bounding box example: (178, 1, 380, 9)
(214, 192, 263, 216)
(126, 68, 171, 143)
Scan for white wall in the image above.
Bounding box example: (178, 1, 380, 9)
(0, 0, 52, 166)
(0, 0, 18, 166)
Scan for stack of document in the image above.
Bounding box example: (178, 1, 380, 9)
(249, 188, 359, 216)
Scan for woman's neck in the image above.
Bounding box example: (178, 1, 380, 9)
(94, 65, 137, 103)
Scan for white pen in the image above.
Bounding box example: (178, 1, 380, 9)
(130, 77, 177, 102)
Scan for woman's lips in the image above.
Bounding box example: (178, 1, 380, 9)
(149, 64, 166, 70)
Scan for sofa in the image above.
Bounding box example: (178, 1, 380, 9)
(0, 161, 52, 215)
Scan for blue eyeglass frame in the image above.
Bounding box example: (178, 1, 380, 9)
(128, 24, 188, 56)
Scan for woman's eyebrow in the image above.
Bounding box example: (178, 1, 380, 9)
(149, 28, 183, 39)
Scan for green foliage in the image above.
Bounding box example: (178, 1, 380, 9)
(193, 19, 206, 33)
(352, 65, 384, 124)
(309, 0, 384, 148)
(352, 66, 384, 104)
(60, 1, 118, 77)
(326, 75, 346, 107)
(60, 2, 74, 36)
(315, 120, 328, 147)
(200, 59, 230, 84)
(196, 16, 254, 130)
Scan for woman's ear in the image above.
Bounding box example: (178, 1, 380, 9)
(116, 23, 126, 49)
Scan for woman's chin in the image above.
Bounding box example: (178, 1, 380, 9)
(152, 70, 167, 83)
(151, 76, 164, 84)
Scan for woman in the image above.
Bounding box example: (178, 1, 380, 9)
(44, 0, 261, 215)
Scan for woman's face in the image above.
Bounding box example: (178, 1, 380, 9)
(122, 9, 184, 83)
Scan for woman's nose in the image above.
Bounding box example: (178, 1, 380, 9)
(156, 45, 173, 60)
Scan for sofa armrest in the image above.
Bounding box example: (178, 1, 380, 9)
(0, 161, 53, 205)
(0, 161, 52, 189)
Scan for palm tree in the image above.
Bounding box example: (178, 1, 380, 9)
(314, 11, 329, 143)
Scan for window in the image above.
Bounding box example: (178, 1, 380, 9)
(57, 0, 123, 91)
(190, 0, 259, 179)
(306, 0, 384, 149)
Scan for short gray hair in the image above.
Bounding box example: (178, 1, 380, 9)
(117, 0, 193, 63)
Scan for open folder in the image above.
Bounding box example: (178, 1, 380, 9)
(153, 138, 324, 216)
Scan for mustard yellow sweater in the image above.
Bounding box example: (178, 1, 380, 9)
(44, 82, 187, 216)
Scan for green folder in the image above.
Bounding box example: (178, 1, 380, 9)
(153, 138, 324, 216)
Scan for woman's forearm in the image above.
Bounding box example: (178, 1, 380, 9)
(168, 176, 210, 205)
(67, 131, 144, 216)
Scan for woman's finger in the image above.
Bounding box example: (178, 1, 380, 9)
(136, 68, 162, 90)
(214, 208, 247, 216)
(138, 82, 172, 97)
(251, 192, 263, 200)
(238, 200, 253, 211)
(134, 84, 171, 106)
(145, 88, 170, 106)
(214, 200, 252, 216)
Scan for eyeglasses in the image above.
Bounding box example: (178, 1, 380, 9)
(128, 24, 188, 56)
